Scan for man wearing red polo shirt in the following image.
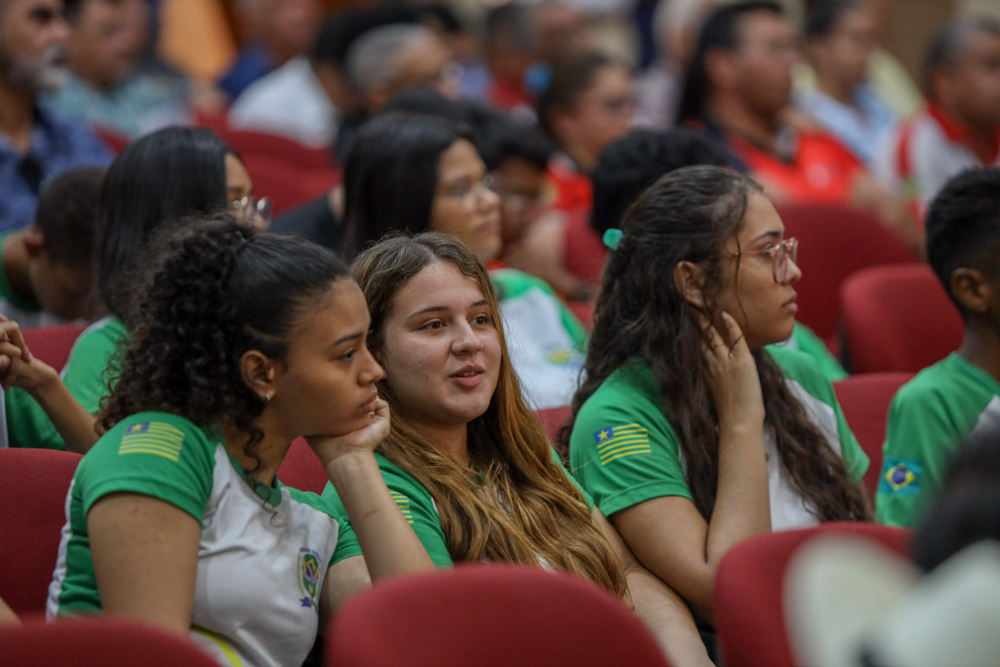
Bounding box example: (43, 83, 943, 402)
(679, 2, 919, 250)
(875, 17, 1000, 219)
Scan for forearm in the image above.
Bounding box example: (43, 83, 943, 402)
(26, 373, 98, 454)
(626, 566, 714, 667)
(705, 424, 770, 567)
(324, 452, 434, 580)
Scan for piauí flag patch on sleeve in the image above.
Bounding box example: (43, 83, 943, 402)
(594, 423, 651, 465)
(118, 421, 185, 462)
(391, 492, 415, 525)
(878, 457, 922, 496)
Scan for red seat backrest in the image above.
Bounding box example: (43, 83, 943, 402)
(0, 449, 82, 615)
(0, 617, 219, 666)
(277, 437, 329, 494)
(564, 209, 608, 289)
(223, 129, 335, 173)
(840, 263, 963, 373)
(833, 372, 914, 498)
(23, 324, 86, 372)
(238, 153, 337, 216)
(535, 405, 572, 445)
(778, 204, 914, 342)
(714, 522, 912, 667)
(327, 564, 671, 667)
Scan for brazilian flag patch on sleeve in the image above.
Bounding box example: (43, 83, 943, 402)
(878, 457, 922, 496)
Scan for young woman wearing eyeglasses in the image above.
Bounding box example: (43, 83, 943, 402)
(562, 166, 871, 625)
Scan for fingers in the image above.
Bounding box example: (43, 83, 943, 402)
(0, 342, 23, 390)
(0, 320, 30, 362)
(718, 311, 746, 350)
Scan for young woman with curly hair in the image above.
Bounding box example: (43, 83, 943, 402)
(563, 165, 871, 624)
(47, 215, 433, 666)
(323, 232, 714, 667)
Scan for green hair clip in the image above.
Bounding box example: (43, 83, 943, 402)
(603, 228, 624, 251)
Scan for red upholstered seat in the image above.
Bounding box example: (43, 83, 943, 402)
(777, 204, 914, 343)
(714, 522, 912, 667)
(23, 324, 86, 372)
(0, 617, 219, 666)
(277, 437, 328, 494)
(238, 153, 337, 217)
(327, 564, 671, 667)
(564, 209, 608, 289)
(840, 263, 963, 373)
(833, 372, 914, 498)
(0, 449, 82, 615)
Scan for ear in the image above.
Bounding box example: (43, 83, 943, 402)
(23, 229, 46, 259)
(951, 268, 992, 315)
(705, 48, 738, 92)
(674, 260, 708, 309)
(239, 350, 279, 402)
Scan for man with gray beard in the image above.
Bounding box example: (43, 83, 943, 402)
(0, 0, 109, 233)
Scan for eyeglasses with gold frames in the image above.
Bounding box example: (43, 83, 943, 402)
(716, 237, 799, 283)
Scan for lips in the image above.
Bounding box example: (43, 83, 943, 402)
(360, 391, 378, 414)
(451, 364, 485, 388)
(783, 294, 798, 313)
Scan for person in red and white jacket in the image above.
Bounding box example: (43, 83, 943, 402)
(874, 17, 1000, 219)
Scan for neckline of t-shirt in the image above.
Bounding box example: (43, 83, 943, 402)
(949, 352, 1000, 394)
(222, 444, 284, 506)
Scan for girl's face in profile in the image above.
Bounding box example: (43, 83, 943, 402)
(711, 191, 802, 349)
(430, 139, 503, 262)
(379, 260, 502, 431)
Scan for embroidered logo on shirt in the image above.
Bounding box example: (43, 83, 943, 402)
(594, 423, 651, 465)
(118, 421, 184, 461)
(391, 492, 415, 525)
(878, 457, 922, 496)
(297, 548, 321, 611)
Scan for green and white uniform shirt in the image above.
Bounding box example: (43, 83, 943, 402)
(47, 411, 358, 667)
(570, 346, 868, 530)
(772, 322, 849, 382)
(322, 450, 593, 569)
(490, 268, 586, 410)
(876, 353, 1000, 528)
(0, 230, 62, 329)
(6, 316, 127, 450)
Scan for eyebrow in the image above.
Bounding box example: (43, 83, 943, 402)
(332, 331, 363, 346)
(749, 230, 783, 244)
(407, 299, 489, 321)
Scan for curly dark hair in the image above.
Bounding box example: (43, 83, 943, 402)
(559, 165, 869, 522)
(98, 213, 351, 469)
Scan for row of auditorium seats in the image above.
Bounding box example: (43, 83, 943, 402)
(0, 445, 910, 667)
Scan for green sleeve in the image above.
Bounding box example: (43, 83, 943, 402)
(569, 375, 691, 519)
(875, 383, 959, 527)
(321, 456, 453, 569)
(287, 488, 361, 566)
(6, 387, 65, 449)
(783, 322, 848, 382)
(76, 412, 215, 522)
(5, 319, 126, 450)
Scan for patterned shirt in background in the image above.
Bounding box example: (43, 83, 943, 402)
(0, 107, 111, 234)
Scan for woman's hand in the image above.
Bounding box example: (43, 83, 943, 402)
(0, 317, 30, 391)
(700, 312, 764, 432)
(306, 398, 390, 467)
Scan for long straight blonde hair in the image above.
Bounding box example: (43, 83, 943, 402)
(353, 232, 628, 598)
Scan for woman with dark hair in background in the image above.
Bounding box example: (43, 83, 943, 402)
(5, 126, 267, 452)
(47, 215, 434, 665)
(565, 166, 870, 624)
(342, 111, 585, 410)
(535, 51, 636, 217)
(327, 232, 714, 667)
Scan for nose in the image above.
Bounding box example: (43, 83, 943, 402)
(358, 347, 385, 385)
(52, 13, 71, 45)
(477, 185, 501, 213)
(784, 255, 802, 285)
(452, 319, 484, 356)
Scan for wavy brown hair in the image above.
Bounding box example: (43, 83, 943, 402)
(353, 232, 629, 597)
(559, 166, 870, 522)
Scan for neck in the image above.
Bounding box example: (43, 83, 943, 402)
(415, 421, 471, 468)
(959, 322, 1000, 385)
(707, 94, 780, 150)
(223, 417, 293, 487)
(816, 72, 855, 107)
(1, 232, 37, 307)
(938, 102, 999, 163)
(563, 144, 597, 174)
(0, 81, 36, 152)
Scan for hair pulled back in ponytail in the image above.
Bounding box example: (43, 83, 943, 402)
(98, 213, 351, 469)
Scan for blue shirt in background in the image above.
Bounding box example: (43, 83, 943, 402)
(0, 107, 112, 234)
(218, 45, 274, 101)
